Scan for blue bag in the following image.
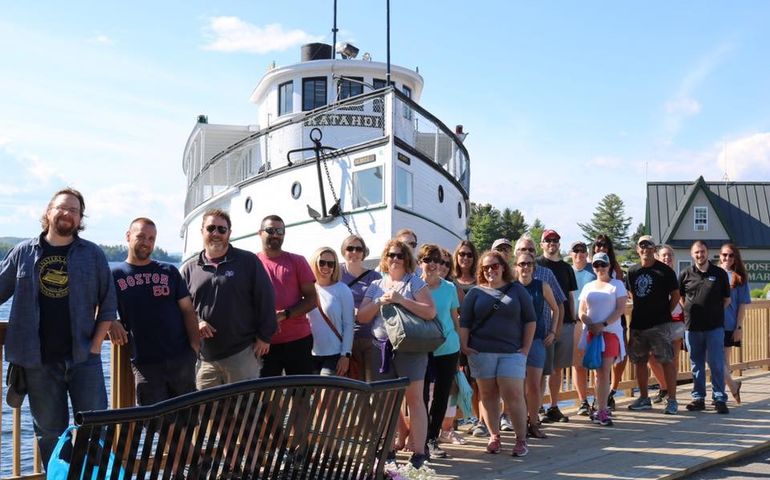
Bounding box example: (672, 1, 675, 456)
(47, 425, 126, 480)
(582, 334, 604, 370)
(454, 370, 474, 419)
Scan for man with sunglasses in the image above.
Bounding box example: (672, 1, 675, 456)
(536, 230, 577, 423)
(256, 215, 319, 377)
(570, 240, 597, 416)
(0, 188, 117, 468)
(181, 209, 276, 389)
(625, 236, 681, 415)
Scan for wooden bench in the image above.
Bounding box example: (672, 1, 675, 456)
(66, 375, 408, 479)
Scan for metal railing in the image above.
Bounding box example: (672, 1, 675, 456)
(3, 300, 769, 477)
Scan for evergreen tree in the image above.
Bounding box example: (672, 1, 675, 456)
(500, 208, 528, 243)
(468, 202, 502, 251)
(630, 222, 646, 247)
(528, 218, 545, 256)
(577, 194, 632, 249)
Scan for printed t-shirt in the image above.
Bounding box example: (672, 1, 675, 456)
(38, 239, 73, 363)
(626, 260, 678, 330)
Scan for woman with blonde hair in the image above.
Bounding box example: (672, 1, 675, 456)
(357, 239, 436, 468)
(307, 247, 354, 376)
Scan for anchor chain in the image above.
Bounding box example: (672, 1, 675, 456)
(320, 153, 353, 235)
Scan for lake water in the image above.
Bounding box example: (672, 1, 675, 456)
(0, 301, 113, 476)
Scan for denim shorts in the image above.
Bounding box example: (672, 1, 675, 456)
(468, 351, 527, 380)
(527, 338, 546, 369)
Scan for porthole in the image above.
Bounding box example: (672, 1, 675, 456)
(291, 181, 302, 199)
(457, 201, 462, 218)
(244, 197, 253, 213)
(438, 185, 444, 203)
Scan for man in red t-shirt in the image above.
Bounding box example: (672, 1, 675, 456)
(256, 215, 318, 376)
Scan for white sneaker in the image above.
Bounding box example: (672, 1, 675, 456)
(439, 429, 467, 445)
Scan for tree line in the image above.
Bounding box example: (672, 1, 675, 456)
(0, 241, 180, 263)
(469, 193, 645, 259)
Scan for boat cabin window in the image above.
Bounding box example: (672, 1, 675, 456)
(402, 85, 412, 120)
(373, 78, 387, 113)
(395, 166, 413, 209)
(303, 77, 328, 111)
(339, 77, 364, 99)
(278, 81, 293, 116)
(352, 166, 383, 208)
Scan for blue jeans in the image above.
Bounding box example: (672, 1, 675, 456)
(25, 352, 108, 469)
(685, 328, 727, 403)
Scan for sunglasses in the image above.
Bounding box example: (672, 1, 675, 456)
(421, 256, 443, 265)
(205, 225, 228, 234)
(592, 262, 609, 269)
(318, 260, 336, 268)
(543, 238, 559, 244)
(442, 260, 452, 268)
(262, 227, 285, 235)
(572, 248, 587, 254)
(517, 247, 535, 253)
(386, 252, 405, 260)
(495, 245, 512, 252)
(345, 245, 364, 253)
(516, 261, 533, 268)
(406, 242, 418, 249)
(482, 263, 502, 272)
(638, 242, 655, 249)
(458, 251, 474, 258)
(720, 252, 734, 258)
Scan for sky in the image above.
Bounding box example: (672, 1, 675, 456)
(2, 1, 769, 253)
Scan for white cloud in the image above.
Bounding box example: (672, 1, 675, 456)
(717, 132, 770, 180)
(664, 97, 701, 116)
(587, 155, 623, 168)
(202, 17, 322, 54)
(89, 34, 113, 46)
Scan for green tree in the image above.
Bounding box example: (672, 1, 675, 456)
(500, 208, 528, 243)
(528, 218, 545, 257)
(630, 222, 646, 247)
(468, 202, 503, 251)
(577, 193, 633, 249)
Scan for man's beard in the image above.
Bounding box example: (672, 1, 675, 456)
(53, 217, 77, 237)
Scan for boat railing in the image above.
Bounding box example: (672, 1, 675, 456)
(4, 301, 769, 478)
(183, 87, 471, 217)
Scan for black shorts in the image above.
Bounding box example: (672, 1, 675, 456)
(132, 349, 197, 406)
(724, 330, 742, 348)
(261, 335, 314, 377)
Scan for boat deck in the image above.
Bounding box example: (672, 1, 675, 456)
(413, 370, 770, 479)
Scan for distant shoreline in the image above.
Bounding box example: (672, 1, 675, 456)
(0, 237, 180, 263)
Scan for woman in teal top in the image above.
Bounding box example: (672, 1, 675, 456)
(419, 244, 460, 459)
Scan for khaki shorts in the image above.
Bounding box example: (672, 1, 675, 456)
(628, 323, 676, 364)
(196, 345, 262, 390)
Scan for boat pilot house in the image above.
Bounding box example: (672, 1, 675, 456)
(646, 176, 770, 289)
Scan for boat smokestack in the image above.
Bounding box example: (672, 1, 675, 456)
(455, 125, 468, 142)
(301, 43, 333, 62)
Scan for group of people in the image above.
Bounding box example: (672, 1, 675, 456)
(0, 188, 753, 472)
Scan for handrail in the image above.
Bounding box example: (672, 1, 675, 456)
(2, 300, 770, 478)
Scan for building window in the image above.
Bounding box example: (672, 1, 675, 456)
(373, 79, 387, 113)
(278, 81, 293, 116)
(402, 85, 412, 120)
(694, 206, 708, 231)
(352, 166, 383, 208)
(302, 77, 327, 111)
(396, 167, 413, 209)
(338, 77, 364, 111)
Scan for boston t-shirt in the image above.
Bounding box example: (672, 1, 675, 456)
(626, 260, 678, 330)
(38, 239, 74, 363)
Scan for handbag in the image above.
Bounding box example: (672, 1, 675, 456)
(582, 333, 605, 370)
(381, 302, 445, 352)
(47, 426, 126, 480)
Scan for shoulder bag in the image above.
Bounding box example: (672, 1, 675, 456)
(381, 274, 445, 352)
(470, 283, 515, 334)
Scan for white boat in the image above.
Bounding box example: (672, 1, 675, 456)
(181, 42, 470, 262)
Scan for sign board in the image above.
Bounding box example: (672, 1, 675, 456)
(746, 261, 770, 284)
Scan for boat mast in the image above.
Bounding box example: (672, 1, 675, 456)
(332, 0, 338, 59)
(386, 0, 392, 85)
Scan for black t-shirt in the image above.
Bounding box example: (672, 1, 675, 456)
(38, 239, 73, 363)
(626, 260, 678, 330)
(536, 257, 578, 323)
(678, 263, 730, 331)
(111, 261, 192, 365)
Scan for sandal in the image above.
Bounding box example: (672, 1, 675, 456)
(733, 380, 742, 404)
(486, 435, 501, 454)
(527, 421, 547, 439)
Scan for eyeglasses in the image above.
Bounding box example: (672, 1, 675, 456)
(495, 245, 512, 252)
(53, 206, 81, 215)
(318, 260, 336, 268)
(441, 260, 452, 268)
(720, 252, 734, 258)
(517, 261, 533, 268)
(592, 262, 609, 269)
(458, 251, 474, 258)
(517, 247, 535, 253)
(638, 242, 655, 249)
(205, 225, 228, 234)
(345, 245, 364, 253)
(386, 252, 405, 260)
(543, 238, 559, 244)
(406, 241, 418, 249)
(572, 248, 587, 254)
(262, 227, 285, 235)
(482, 263, 502, 272)
(421, 256, 443, 265)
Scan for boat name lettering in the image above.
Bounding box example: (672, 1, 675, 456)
(304, 113, 383, 128)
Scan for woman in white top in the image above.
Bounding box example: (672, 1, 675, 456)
(578, 252, 628, 427)
(308, 247, 354, 376)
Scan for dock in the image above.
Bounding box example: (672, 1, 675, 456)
(416, 370, 770, 479)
